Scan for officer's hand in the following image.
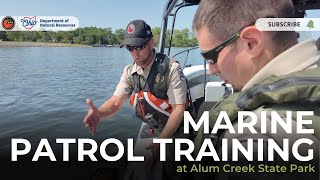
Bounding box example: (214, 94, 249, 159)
(145, 143, 160, 168)
(83, 99, 100, 135)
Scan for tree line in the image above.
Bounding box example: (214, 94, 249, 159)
(0, 27, 198, 47)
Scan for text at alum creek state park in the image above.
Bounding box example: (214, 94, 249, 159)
(180, 163, 315, 173)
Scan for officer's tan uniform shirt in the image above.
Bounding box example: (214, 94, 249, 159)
(113, 53, 187, 105)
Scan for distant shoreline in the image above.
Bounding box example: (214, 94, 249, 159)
(0, 41, 91, 47)
(0, 41, 197, 48)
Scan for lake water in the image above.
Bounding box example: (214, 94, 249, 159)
(0, 46, 204, 157)
(0, 46, 206, 179)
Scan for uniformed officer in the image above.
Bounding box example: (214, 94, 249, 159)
(84, 19, 189, 180)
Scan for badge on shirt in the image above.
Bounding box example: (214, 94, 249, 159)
(155, 73, 165, 84)
(177, 66, 186, 81)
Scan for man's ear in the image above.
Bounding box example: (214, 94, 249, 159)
(149, 38, 155, 48)
(240, 27, 265, 57)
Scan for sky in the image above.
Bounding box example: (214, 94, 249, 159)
(1, 0, 197, 31)
(1, 0, 320, 38)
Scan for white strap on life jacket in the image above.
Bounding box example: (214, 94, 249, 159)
(143, 92, 170, 117)
(159, 101, 169, 110)
(132, 93, 138, 113)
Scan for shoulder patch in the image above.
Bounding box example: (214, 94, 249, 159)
(177, 66, 186, 81)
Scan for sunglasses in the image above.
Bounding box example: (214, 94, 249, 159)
(200, 32, 241, 65)
(126, 39, 150, 52)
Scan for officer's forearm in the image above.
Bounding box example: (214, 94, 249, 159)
(98, 95, 127, 120)
(159, 104, 184, 139)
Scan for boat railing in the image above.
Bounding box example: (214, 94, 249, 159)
(172, 46, 199, 69)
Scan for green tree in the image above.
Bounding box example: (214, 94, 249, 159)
(0, 26, 197, 47)
(0, 32, 8, 40)
(152, 27, 161, 46)
(6, 32, 26, 41)
(114, 28, 125, 45)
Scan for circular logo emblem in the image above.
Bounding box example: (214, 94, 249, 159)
(127, 24, 135, 34)
(2, 16, 15, 30)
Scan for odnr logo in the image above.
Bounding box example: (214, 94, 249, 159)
(20, 16, 37, 30)
(2, 16, 15, 30)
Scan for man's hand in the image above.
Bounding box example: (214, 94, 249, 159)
(145, 143, 160, 168)
(83, 99, 100, 135)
